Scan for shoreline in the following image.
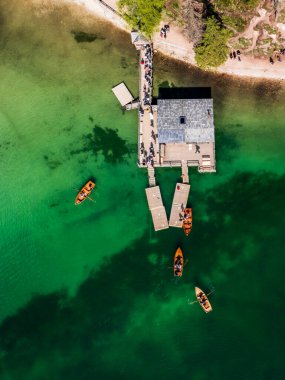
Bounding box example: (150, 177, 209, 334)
(64, 0, 285, 81)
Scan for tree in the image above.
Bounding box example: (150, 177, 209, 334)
(194, 17, 231, 69)
(180, 0, 204, 46)
(118, 0, 166, 37)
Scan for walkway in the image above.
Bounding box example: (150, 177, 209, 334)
(181, 160, 189, 184)
(138, 44, 159, 168)
(145, 186, 169, 231)
(168, 183, 190, 228)
(147, 166, 156, 187)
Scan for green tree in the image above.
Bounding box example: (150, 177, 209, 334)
(118, 0, 166, 37)
(194, 17, 231, 69)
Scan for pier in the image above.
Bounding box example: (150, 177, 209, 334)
(112, 82, 134, 107)
(138, 44, 159, 168)
(181, 160, 189, 183)
(169, 183, 190, 228)
(128, 33, 216, 231)
(147, 166, 156, 187)
(145, 186, 169, 231)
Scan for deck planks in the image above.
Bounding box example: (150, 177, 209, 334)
(168, 183, 190, 228)
(145, 186, 168, 231)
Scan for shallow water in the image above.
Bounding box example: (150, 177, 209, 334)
(0, 1, 285, 379)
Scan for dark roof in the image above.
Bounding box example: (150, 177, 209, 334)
(158, 87, 212, 99)
(157, 98, 215, 144)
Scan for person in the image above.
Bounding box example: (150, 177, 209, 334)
(229, 52, 233, 59)
(238, 56, 241, 62)
(177, 185, 180, 190)
(270, 57, 274, 64)
(233, 51, 236, 59)
(237, 50, 241, 55)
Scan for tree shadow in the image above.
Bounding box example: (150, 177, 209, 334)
(0, 171, 284, 379)
(70, 125, 130, 164)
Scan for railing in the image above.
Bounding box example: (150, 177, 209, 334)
(98, 0, 120, 15)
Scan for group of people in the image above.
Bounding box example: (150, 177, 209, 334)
(174, 255, 183, 276)
(140, 141, 155, 167)
(230, 50, 241, 61)
(197, 291, 207, 305)
(139, 43, 156, 167)
(140, 44, 153, 106)
(160, 24, 170, 38)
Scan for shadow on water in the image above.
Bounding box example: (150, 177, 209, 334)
(71, 31, 104, 43)
(43, 154, 62, 170)
(1, 171, 285, 379)
(70, 125, 130, 164)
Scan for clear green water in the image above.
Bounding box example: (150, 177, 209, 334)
(0, 1, 285, 379)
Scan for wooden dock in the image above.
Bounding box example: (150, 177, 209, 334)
(147, 166, 156, 187)
(181, 160, 189, 183)
(125, 101, 139, 110)
(112, 82, 134, 107)
(168, 183, 190, 228)
(145, 186, 168, 231)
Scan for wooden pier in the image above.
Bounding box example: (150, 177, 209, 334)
(147, 166, 156, 187)
(181, 160, 189, 183)
(145, 186, 168, 231)
(112, 82, 134, 107)
(168, 183, 190, 228)
(125, 101, 139, 110)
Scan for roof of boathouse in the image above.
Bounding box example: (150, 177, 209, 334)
(157, 88, 215, 144)
(112, 82, 134, 106)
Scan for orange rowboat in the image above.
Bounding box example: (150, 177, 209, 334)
(75, 180, 95, 205)
(174, 247, 183, 277)
(195, 287, 213, 313)
(182, 208, 192, 236)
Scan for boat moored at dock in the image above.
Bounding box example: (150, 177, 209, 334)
(182, 208, 192, 236)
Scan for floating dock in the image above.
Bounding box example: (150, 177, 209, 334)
(145, 186, 168, 231)
(112, 82, 134, 107)
(168, 183, 190, 228)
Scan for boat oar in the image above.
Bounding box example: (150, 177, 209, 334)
(189, 300, 198, 305)
(87, 196, 96, 203)
(207, 289, 215, 297)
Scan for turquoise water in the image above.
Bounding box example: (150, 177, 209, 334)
(0, 1, 285, 379)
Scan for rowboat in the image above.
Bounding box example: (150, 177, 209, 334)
(75, 180, 95, 205)
(195, 287, 213, 313)
(182, 208, 192, 236)
(174, 247, 183, 277)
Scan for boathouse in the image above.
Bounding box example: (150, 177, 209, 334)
(157, 88, 216, 173)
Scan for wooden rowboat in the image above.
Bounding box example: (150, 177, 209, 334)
(174, 247, 183, 277)
(195, 287, 213, 313)
(75, 180, 95, 205)
(182, 208, 192, 236)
